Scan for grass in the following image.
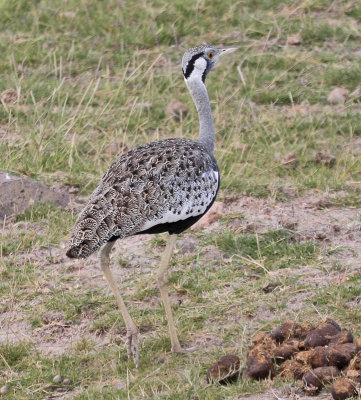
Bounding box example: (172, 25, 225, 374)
(0, 0, 361, 194)
(213, 229, 317, 270)
(0, 0, 361, 399)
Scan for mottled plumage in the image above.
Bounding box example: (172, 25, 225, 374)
(66, 138, 219, 258)
(66, 44, 236, 365)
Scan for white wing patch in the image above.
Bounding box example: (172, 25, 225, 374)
(141, 169, 219, 231)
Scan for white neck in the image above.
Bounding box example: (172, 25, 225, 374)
(185, 67, 215, 154)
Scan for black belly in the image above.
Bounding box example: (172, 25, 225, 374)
(108, 192, 218, 242)
(136, 212, 204, 235)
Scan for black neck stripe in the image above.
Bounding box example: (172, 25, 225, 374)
(201, 68, 207, 83)
(183, 52, 203, 79)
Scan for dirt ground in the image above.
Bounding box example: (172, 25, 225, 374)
(1, 190, 361, 399)
(233, 386, 332, 400)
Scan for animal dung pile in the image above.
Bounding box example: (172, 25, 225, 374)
(244, 319, 361, 398)
(207, 355, 241, 384)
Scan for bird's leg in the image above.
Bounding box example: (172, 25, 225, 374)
(157, 234, 182, 353)
(100, 241, 139, 366)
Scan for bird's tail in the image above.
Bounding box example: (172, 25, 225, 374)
(66, 200, 116, 259)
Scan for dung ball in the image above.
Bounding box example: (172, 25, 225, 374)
(207, 354, 240, 383)
(207, 354, 240, 384)
(331, 377, 357, 400)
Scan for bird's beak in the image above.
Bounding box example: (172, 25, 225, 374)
(219, 47, 238, 57)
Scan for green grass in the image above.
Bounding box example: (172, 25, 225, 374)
(0, 204, 74, 257)
(0, 0, 361, 398)
(213, 229, 317, 270)
(0, 0, 360, 194)
(310, 273, 361, 324)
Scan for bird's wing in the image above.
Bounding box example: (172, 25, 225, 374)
(66, 138, 219, 258)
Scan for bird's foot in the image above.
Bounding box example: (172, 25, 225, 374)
(172, 345, 198, 354)
(126, 327, 139, 367)
(171, 344, 183, 353)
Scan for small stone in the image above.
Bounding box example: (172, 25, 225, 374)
(278, 217, 298, 230)
(68, 186, 79, 194)
(328, 87, 349, 104)
(282, 152, 299, 168)
(62, 378, 71, 385)
(0, 385, 8, 395)
(41, 311, 65, 324)
(180, 238, 197, 254)
(315, 231, 327, 240)
(0, 89, 18, 105)
(314, 151, 336, 168)
(53, 375, 62, 383)
(167, 99, 188, 121)
(275, 151, 299, 168)
(288, 33, 302, 45)
(262, 282, 279, 293)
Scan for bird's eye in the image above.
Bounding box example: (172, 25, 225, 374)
(207, 51, 215, 59)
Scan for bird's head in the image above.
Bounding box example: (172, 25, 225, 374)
(182, 45, 237, 83)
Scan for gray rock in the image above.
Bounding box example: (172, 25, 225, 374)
(0, 385, 8, 395)
(180, 237, 197, 254)
(0, 172, 69, 219)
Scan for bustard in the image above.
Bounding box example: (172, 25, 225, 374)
(66, 45, 236, 366)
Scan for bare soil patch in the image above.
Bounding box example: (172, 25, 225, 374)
(231, 386, 332, 399)
(226, 192, 361, 272)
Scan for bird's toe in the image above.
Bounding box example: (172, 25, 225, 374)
(171, 344, 183, 353)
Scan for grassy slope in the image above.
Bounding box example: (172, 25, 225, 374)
(0, 0, 361, 399)
(0, 0, 360, 195)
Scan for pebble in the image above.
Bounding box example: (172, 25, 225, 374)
(0, 89, 18, 105)
(0, 385, 8, 395)
(327, 87, 349, 104)
(53, 375, 62, 383)
(287, 33, 302, 45)
(180, 238, 197, 254)
(314, 151, 336, 168)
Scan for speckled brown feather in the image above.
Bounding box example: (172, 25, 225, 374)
(66, 138, 219, 258)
